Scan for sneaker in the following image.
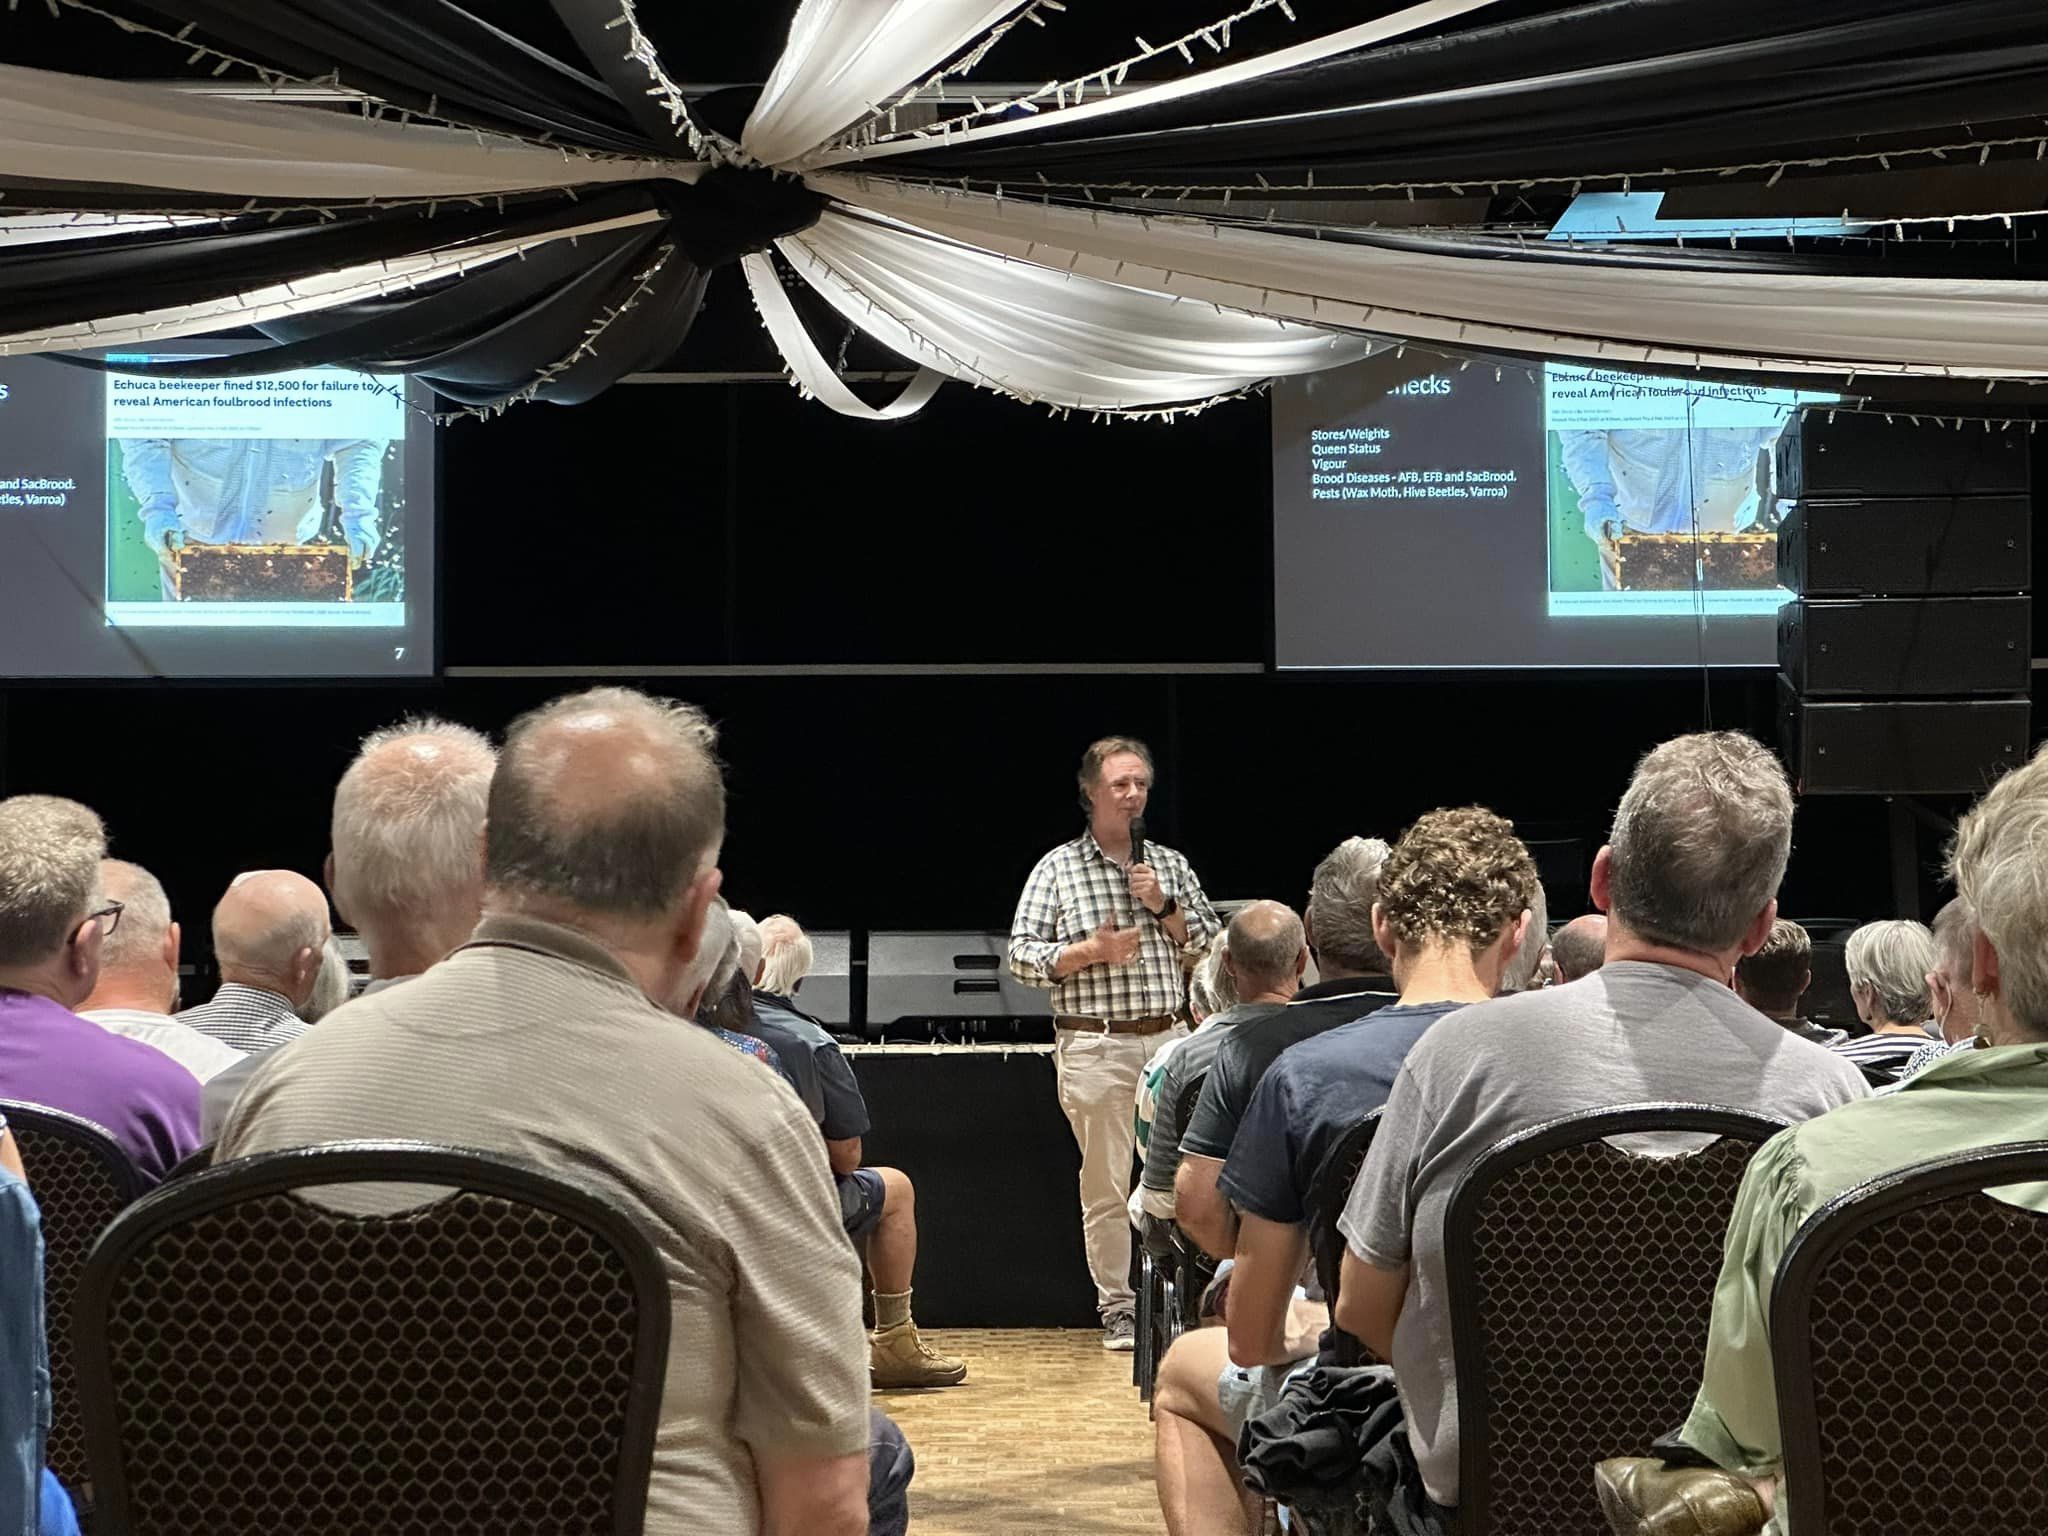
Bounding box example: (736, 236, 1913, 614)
(870, 1322, 968, 1389)
(1102, 1311, 1137, 1352)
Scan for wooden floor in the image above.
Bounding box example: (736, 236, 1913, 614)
(878, 1328, 1163, 1536)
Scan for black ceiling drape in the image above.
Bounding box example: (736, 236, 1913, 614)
(873, 0, 2048, 192)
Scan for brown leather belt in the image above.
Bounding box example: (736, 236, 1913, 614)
(1056, 1013, 1177, 1036)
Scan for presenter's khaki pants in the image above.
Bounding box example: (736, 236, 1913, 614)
(1053, 1023, 1187, 1320)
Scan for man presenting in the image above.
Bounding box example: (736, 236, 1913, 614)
(1010, 735, 1221, 1350)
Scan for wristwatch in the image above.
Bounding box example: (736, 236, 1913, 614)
(1155, 895, 1180, 919)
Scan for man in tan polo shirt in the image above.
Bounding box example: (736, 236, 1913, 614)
(220, 687, 879, 1536)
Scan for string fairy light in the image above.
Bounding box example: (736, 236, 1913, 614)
(861, 124, 2048, 206)
(835, 0, 1298, 153)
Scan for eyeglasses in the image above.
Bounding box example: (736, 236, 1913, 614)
(83, 901, 123, 939)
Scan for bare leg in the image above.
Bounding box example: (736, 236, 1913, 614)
(1153, 1328, 1260, 1536)
(866, 1165, 917, 1295)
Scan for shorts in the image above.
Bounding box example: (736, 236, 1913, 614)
(838, 1168, 887, 1240)
(1217, 1354, 1316, 1441)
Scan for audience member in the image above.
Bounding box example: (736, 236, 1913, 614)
(1175, 837, 1400, 1259)
(1137, 941, 1239, 1173)
(77, 859, 244, 1083)
(1733, 918, 1844, 1045)
(218, 687, 878, 1536)
(757, 913, 813, 997)
(1550, 913, 1608, 984)
(668, 906, 920, 1527)
(1154, 811, 1536, 1536)
(734, 914, 966, 1388)
(1334, 732, 1867, 1535)
(1499, 877, 1549, 993)
(1833, 918, 1938, 1083)
(1598, 743, 2048, 1536)
(694, 913, 795, 1082)
(200, 717, 497, 1138)
(1135, 902, 1306, 1225)
(302, 934, 353, 1023)
(0, 797, 200, 1180)
(177, 870, 330, 1052)
(729, 908, 766, 993)
(1894, 898, 1980, 1083)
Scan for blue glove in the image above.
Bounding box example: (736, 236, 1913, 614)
(138, 494, 184, 560)
(339, 507, 380, 565)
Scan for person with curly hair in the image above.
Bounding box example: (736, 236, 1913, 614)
(1152, 806, 1539, 1536)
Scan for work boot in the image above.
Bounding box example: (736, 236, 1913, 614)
(870, 1322, 968, 1388)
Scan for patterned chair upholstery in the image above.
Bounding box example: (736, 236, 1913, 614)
(74, 1142, 670, 1536)
(1774, 1140, 2048, 1536)
(1444, 1104, 1785, 1536)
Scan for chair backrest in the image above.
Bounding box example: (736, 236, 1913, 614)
(1171, 1069, 1209, 1148)
(1773, 1141, 2048, 1536)
(0, 1099, 148, 1495)
(1445, 1103, 1786, 1536)
(76, 1142, 671, 1536)
(1302, 1108, 1383, 1365)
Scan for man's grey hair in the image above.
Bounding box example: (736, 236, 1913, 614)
(1501, 878, 1549, 991)
(1929, 897, 1975, 984)
(0, 795, 107, 967)
(1550, 914, 1609, 985)
(331, 717, 496, 931)
(1606, 732, 1793, 954)
(1305, 836, 1393, 974)
(1189, 940, 1238, 1020)
(97, 859, 172, 974)
(1225, 901, 1305, 990)
(302, 934, 353, 1022)
(1844, 919, 1936, 1025)
(757, 914, 813, 995)
(486, 687, 725, 917)
(1951, 742, 2048, 1036)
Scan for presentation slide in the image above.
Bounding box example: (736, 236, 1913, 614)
(1271, 352, 1834, 669)
(0, 345, 435, 678)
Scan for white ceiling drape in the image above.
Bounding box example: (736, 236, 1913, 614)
(779, 207, 1376, 409)
(0, 63, 695, 201)
(817, 175, 2048, 381)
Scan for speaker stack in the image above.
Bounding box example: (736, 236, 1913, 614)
(1775, 412, 2033, 794)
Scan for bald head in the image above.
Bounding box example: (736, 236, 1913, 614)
(1551, 914, 1608, 983)
(1223, 900, 1307, 998)
(487, 687, 725, 918)
(213, 870, 331, 1007)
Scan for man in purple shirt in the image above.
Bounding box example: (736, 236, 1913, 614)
(0, 796, 200, 1181)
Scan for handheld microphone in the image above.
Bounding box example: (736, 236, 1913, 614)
(1128, 815, 1148, 869)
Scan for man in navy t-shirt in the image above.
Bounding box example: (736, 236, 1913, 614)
(1151, 808, 1541, 1536)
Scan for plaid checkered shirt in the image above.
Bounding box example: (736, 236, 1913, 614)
(1008, 831, 1221, 1020)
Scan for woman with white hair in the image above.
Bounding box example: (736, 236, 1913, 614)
(1832, 919, 1938, 1084)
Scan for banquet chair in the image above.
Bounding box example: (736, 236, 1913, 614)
(1773, 1141, 2048, 1536)
(75, 1142, 669, 1536)
(1444, 1104, 1785, 1536)
(0, 1100, 148, 1501)
(1302, 1108, 1383, 1368)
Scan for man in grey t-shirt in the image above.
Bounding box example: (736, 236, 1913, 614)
(1334, 733, 1867, 1529)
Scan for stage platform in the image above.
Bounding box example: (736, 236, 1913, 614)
(849, 1043, 1102, 1329)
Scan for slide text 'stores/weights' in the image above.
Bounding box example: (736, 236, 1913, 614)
(1776, 412, 2031, 796)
